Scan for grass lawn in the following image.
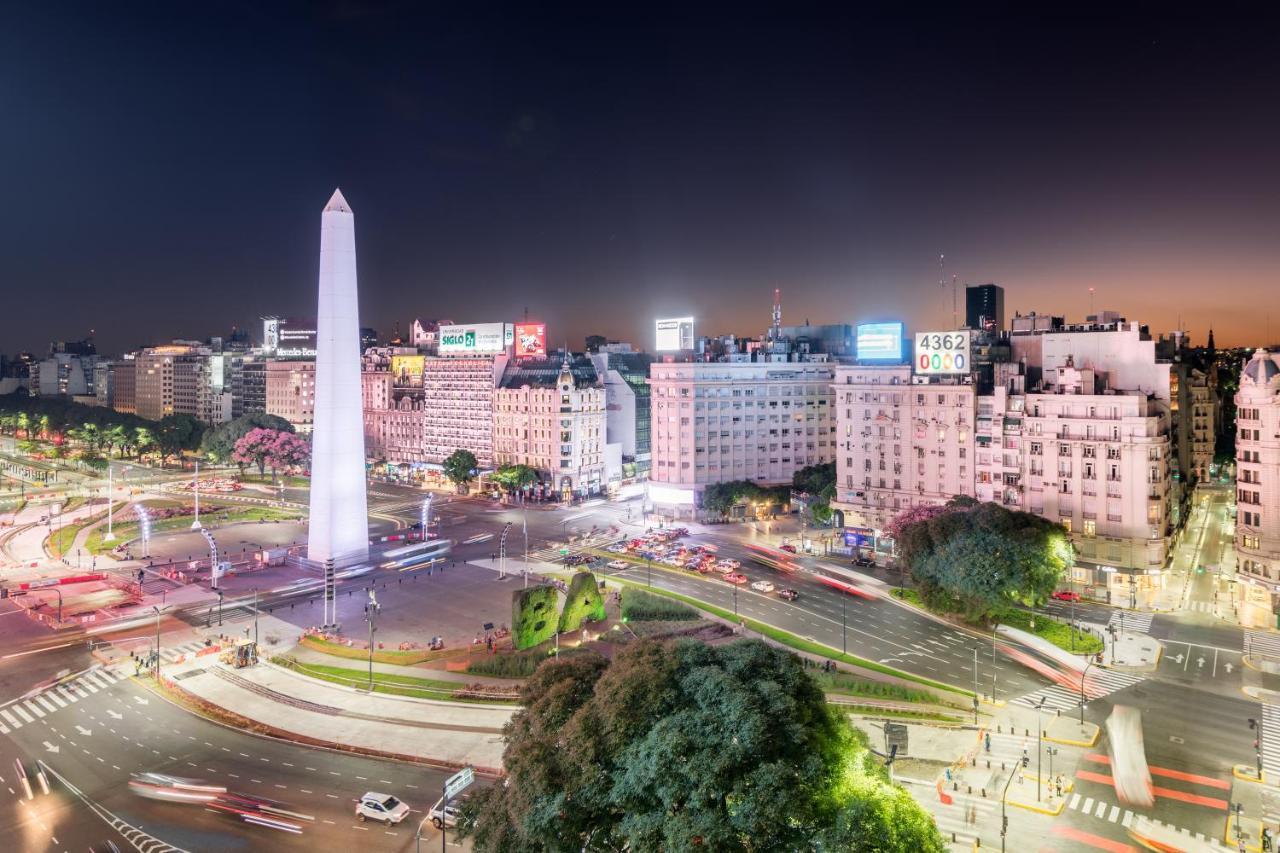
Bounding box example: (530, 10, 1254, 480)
(812, 671, 960, 706)
(298, 634, 461, 665)
(239, 473, 310, 489)
(273, 657, 519, 704)
(83, 505, 302, 554)
(606, 575, 973, 698)
(890, 588, 1103, 655)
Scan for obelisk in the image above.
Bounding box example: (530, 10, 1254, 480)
(307, 189, 369, 565)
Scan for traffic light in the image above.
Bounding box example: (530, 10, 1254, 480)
(1022, 754, 1030, 768)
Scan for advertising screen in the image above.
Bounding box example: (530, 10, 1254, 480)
(855, 322, 905, 362)
(913, 331, 972, 375)
(438, 323, 512, 355)
(655, 317, 695, 351)
(514, 323, 547, 358)
(390, 354, 425, 387)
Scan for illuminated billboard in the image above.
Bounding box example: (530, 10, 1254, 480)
(514, 323, 547, 358)
(655, 317, 695, 351)
(390, 354, 425, 387)
(914, 331, 972, 375)
(438, 323, 512, 355)
(855, 322, 905, 362)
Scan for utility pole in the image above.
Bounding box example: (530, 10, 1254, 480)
(253, 588, 259, 648)
(841, 596, 847, 654)
(973, 648, 979, 722)
(1036, 697, 1046, 803)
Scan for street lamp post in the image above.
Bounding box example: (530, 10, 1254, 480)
(841, 595, 847, 654)
(1046, 745, 1058, 794)
(646, 557, 651, 589)
(733, 585, 738, 619)
(1250, 717, 1264, 781)
(1000, 757, 1018, 853)
(191, 459, 201, 530)
(253, 588, 259, 648)
(152, 605, 166, 678)
(1079, 659, 1097, 724)
(217, 590, 224, 626)
(365, 590, 380, 692)
(1036, 697, 1046, 803)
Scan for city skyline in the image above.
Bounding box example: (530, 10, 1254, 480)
(5, 7, 1279, 354)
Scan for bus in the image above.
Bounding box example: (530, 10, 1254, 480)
(745, 544, 799, 573)
(380, 538, 451, 571)
(994, 624, 1098, 695)
(812, 563, 878, 599)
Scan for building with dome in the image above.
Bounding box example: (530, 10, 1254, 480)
(1234, 348, 1280, 627)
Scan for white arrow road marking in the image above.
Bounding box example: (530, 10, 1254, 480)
(132, 697, 148, 706)
(1197, 656, 1206, 668)
(75, 726, 91, 737)
(42, 742, 59, 753)
(107, 710, 122, 720)
(1173, 654, 1185, 663)
(1226, 663, 1235, 673)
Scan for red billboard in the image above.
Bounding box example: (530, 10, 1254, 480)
(514, 322, 546, 358)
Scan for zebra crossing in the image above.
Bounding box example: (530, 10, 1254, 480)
(0, 667, 123, 734)
(1259, 702, 1280, 781)
(1011, 667, 1145, 712)
(979, 730, 1036, 766)
(159, 639, 213, 664)
(929, 789, 995, 848)
(1182, 600, 1220, 614)
(1107, 611, 1152, 634)
(1246, 630, 1280, 661)
(1064, 794, 1225, 847)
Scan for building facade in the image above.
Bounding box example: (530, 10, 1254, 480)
(589, 350, 654, 482)
(493, 358, 607, 498)
(1235, 349, 1280, 627)
(265, 360, 317, 433)
(648, 360, 834, 513)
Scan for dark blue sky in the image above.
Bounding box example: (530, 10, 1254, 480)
(3, 4, 1279, 354)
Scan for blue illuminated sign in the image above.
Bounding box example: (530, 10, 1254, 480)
(856, 322, 905, 362)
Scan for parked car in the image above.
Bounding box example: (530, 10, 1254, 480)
(750, 580, 775, 593)
(428, 796, 464, 829)
(777, 588, 799, 601)
(724, 573, 748, 585)
(606, 560, 631, 571)
(716, 558, 741, 570)
(356, 792, 411, 825)
(852, 555, 875, 568)
(1051, 590, 1081, 602)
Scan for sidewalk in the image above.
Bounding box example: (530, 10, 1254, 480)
(153, 651, 512, 772)
(1101, 627, 1163, 670)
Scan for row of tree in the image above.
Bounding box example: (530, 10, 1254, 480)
(701, 479, 791, 517)
(0, 395, 207, 467)
(792, 461, 837, 524)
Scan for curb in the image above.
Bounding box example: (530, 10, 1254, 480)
(1044, 728, 1100, 748)
(138, 672, 506, 778)
(1004, 791, 1066, 816)
(1232, 764, 1267, 785)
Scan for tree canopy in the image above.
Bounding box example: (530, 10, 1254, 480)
(200, 413, 294, 462)
(700, 480, 790, 516)
(443, 449, 479, 488)
(892, 498, 1072, 620)
(459, 638, 945, 852)
(154, 414, 205, 466)
(493, 464, 541, 493)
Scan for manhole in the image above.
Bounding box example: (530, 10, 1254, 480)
(172, 668, 207, 681)
(1170, 736, 1185, 744)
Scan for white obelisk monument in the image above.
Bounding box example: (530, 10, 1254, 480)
(307, 189, 369, 566)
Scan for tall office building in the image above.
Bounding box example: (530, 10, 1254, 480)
(1235, 349, 1280, 627)
(965, 283, 1005, 331)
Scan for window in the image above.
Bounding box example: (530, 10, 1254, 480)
(1083, 519, 1096, 537)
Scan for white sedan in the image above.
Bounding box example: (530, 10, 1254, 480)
(750, 580, 775, 593)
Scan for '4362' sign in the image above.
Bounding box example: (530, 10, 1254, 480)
(913, 330, 971, 375)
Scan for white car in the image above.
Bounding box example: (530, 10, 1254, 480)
(717, 559, 741, 570)
(356, 792, 411, 825)
(750, 580, 775, 593)
(429, 796, 463, 829)
(607, 560, 630, 571)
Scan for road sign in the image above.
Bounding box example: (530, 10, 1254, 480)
(444, 766, 474, 800)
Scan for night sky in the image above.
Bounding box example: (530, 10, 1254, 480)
(3, 5, 1279, 356)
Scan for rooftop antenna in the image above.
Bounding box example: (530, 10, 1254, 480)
(772, 288, 782, 340)
(938, 254, 946, 327)
(1089, 286, 1095, 318)
(951, 275, 958, 330)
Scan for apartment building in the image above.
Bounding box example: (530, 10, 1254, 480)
(265, 360, 317, 432)
(831, 364, 976, 545)
(362, 369, 429, 466)
(1235, 349, 1280, 627)
(420, 355, 507, 470)
(648, 360, 834, 514)
(493, 357, 608, 498)
(131, 344, 204, 421)
(588, 349, 654, 482)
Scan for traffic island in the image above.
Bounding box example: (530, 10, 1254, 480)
(1003, 771, 1068, 816)
(1233, 764, 1267, 784)
(1226, 811, 1265, 853)
(1101, 629, 1163, 671)
(1043, 716, 1100, 748)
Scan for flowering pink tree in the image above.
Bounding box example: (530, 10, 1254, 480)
(232, 428, 278, 477)
(267, 431, 311, 479)
(884, 502, 952, 544)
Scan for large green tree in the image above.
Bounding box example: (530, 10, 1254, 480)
(893, 498, 1072, 620)
(492, 464, 540, 494)
(459, 638, 945, 852)
(154, 414, 204, 467)
(442, 449, 478, 491)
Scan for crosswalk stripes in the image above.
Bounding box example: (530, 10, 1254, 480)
(0, 667, 125, 734)
(1107, 611, 1152, 633)
(928, 789, 995, 847)
(1063, 795, 1219, 844)
(1246, 630, 1280, 661)
(1259, 703, 1280, 781)
(1183, 600, 1220, 614)
(1011, 667, 1144, 711)
(161, 640, 211, 663)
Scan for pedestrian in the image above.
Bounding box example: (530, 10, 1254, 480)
(984, 732, 991, 752)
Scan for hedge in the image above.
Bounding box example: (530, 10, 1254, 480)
(622, 589, 699, 622)
(558, 571, 606, 633)
(512, 585, 560, 650)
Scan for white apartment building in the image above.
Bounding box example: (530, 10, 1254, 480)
(648, 360, 834, 514)
(974, 361, 1173, 602)
(362, 369, 428, 466)
(421, 355, 507, 470)
(1235, 349, 1280, 627)
(265, 360, 316, 433)
(493, 358, 608, 498)
(831, 365, 976, 544)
